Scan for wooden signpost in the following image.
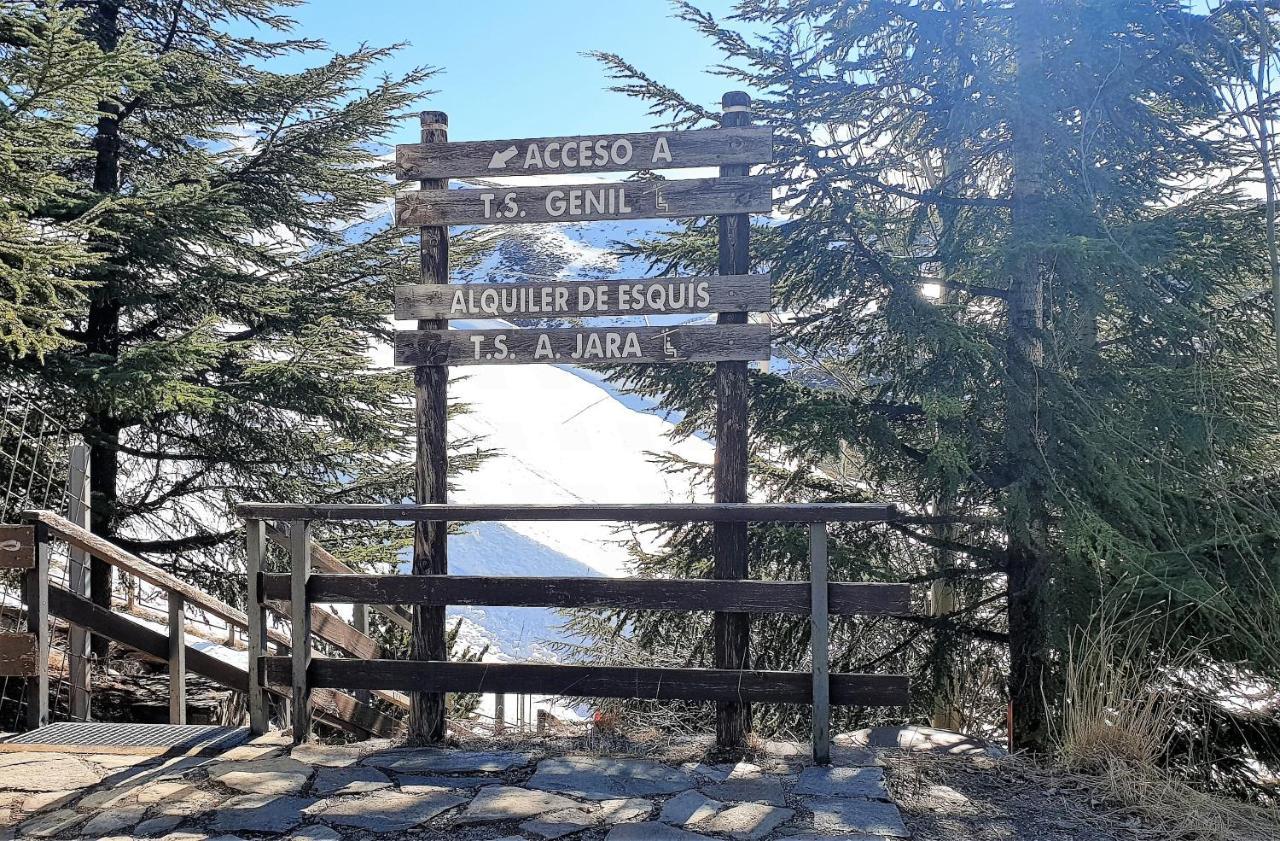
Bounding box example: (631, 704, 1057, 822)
(393, 95, 772, 746)
(395, 175, 770, 228)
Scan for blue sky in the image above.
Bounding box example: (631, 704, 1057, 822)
(251, 0, 746, 145)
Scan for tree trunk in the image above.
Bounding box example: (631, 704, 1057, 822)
(84, 0, 124, 658)
(1005, 0, 1052, 753)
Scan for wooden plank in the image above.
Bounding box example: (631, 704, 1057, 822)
(395, 175, 772, 228)
(394, 274, 771, 321)
(66, 444, 90, 721)
(47, 587, 246, 692)
(264, 658, 911, 707)
(396, 126, 773, 181)
(394, 324, 771, 367)
(25, 511, 254, 633)
(24, 522, 48, 729)
(0, 525, 35, 569)
(47, 587, 398, 739)
(714, 91, 755, 749)
(246, 519, 268, 735)
(829, 582, 910, 616)
(235, 502, 900, 523)
(413, 108, 451, 745)
(289, 520, 311, 743)
(261, 574, 909, 617)
(169, 594, 187, 725)
(810, 523, 830, 765)
(265, 522, 411, 631)
(0, 634, 38, 676)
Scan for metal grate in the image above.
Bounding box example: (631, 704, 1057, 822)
(0, 722, 249, 755)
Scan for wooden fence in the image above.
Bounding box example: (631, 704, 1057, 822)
(239, 502, 911, 763)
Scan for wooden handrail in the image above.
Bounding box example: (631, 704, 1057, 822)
(24, 509, 410, 713)
(236, 502, 899, 523)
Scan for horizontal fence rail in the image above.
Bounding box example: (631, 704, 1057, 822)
(258, 574, 910, 616)
(236, 502, 898, 523)
(238, 502, 910, 763)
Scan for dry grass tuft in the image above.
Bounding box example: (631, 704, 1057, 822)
(1053, 607, 1280, 840)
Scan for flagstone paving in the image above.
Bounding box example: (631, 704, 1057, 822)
(0, 731, 922, 840)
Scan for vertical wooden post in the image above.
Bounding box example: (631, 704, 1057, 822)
(289, 519, 312, 743)
(168, 592, 186, 725)
(493, 693, 506, 734)
(246, 518, 269, 734)
(351, 602, 371, 706)
(24, 522, 49, 731)
(411, 110, 450, 744)
(714, 90, 754, 748)
(66, 443, 91, 721)
(810, 522, 830, 765)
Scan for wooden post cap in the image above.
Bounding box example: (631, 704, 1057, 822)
(722, 91, 751, 113)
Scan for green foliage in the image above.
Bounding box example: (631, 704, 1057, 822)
(570, 0, 1280, 768)
(0, 1, 137, 359)
(0, 0, 495, 599)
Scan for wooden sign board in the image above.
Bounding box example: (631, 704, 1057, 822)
(395, 175, 771, 228)
(396, 126, 773, 181)
(395, 274, 771, 321)
(0, 525, 34, 569)
(395, 324, 770, 367)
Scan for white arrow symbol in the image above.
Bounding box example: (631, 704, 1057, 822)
(489, 145, 519, 169)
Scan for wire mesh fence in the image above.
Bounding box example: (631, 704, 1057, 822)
(0, 380, 79, 732)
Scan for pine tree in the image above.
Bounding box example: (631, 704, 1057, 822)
(574, 0, 1279, 755)
(2, 0, 490, 623)
(0, 1, 135, 359)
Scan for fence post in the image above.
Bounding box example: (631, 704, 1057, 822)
(24, 522, 49, 730)
(713, 90, 755, 749)
(66, 443, 91, 721)
(289, 519, 312, 743)
(351, 602, 370, 706)
(168, 592, 186, 724)
(246, 518, 268, 734)
(810, 522, 830, 765)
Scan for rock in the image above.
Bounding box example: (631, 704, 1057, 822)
(209, 794, 316, 834)
(699, 802, 794, 840)
(309, 787, 465, 831)
(0, 755, 99, 791)
(18, 808, 86, 837)
(135, 781, 199, 804)
(829, 745, 880, 766)
(21, 790, 76, 811)
(397, 774, 501, 790)
(659, 790, 723, 826)
(155, 789, 220, 816)
(288, 828, 342, 841)
(213, 743, 282, 762)
(726, 762, 762, 779)
(597, 797, 652, 823)
(527, 757, 696, 800)
(311, 765, 392, 795)
(680, 763, 731, 783)
(288, 828, 343, 841)
(794, 766, 889, 800)
(841, 724, 1004, 756)
(520, 807, 599, 839)
(926, 783, 974, 810)
(361, 748, 534, 774)
(700, 776, 787, 806)
(457, 785, 582, 823)
(803, 797, 910, 837)
(132, 813, 185, 836)
(78, 785, 136, 808)
(79, 805, 147, 836)
(208, 757, 313, 795)
(290, 743, 364, 767)
(605, 822, 713, 840)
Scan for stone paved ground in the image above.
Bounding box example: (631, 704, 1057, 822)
(0, 727, 995, 840)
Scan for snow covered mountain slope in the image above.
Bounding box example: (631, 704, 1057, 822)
(440, 360, 714, 660)
(379, 216, 721, 660)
